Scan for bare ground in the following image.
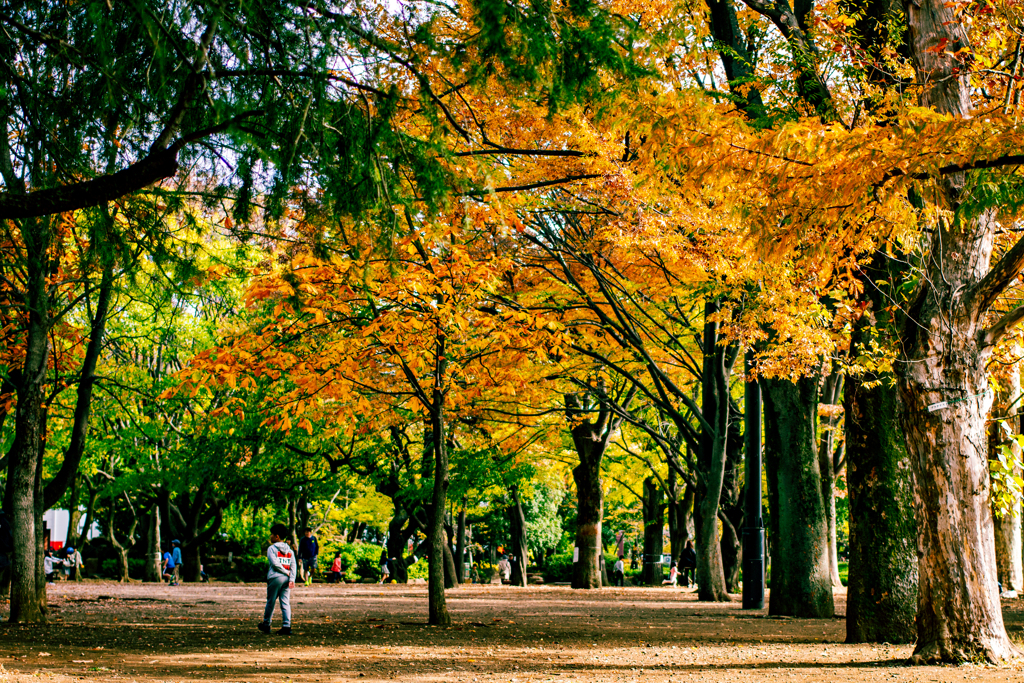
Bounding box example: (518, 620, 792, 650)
(1, 582, 1023, 682)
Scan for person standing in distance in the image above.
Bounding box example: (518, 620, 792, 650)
(170, 540, 183, 585)
(258, 523, 296, 635)
(298, 527, 319, 586)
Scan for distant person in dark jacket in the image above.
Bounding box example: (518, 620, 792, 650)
(298, 528, 319, 586)
(679, 540, 697, 587)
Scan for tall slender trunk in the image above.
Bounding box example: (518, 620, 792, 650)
(897, 0, 1017, 662)
(426, 334, 451, 626)
(8, 222, 50, 622)
(508, 486, 528, 587)
(762, 376, 834, 618)
(454, 507, 467, 584)
(144, 505, 163, 582)
(442, 533, 458, 589)
(818, 368, 844, 588)
(641, 476, 664, 585)
(720, 419, 744, 593)
(696, 301, 731, 602)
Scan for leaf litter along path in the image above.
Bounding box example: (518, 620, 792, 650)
(2, 583, 1024, 683)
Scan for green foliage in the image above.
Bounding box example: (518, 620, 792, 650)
(540, 551, 619, 583)
(990, 420, 1024, 519)
(320, 542, 388, 582)
(524, 484, 566, 557)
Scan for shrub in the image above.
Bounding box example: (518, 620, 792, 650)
(542, 551, 622, 583)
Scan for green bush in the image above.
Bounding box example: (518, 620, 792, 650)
(322, 542, 387, 581)
(541, 551, 621, 583)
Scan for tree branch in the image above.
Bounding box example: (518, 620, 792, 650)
(981, 303, 1024, 348)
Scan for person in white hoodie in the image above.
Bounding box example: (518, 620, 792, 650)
(258, 523, 296, 635)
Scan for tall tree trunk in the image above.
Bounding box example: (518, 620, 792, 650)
(7, 232, 50, 622)
(641, 477, 664, 585)
(762, 376, 834, 618)
(695, 301, 732, 602)
(669, 482, 694, 563)
(845, 372, 918, 643)
(442, 533, 458, 589)
(454, 506, 467, 584)
(994, 359, 1023, 594)
(897, 0, 1017, 662)
(386, 510, 414, 584)
(426, 334, 451, 626)
(818, 368, 844, 588)
(720, 418, 744, 594)
(565, 383, 626, 590)
(508, 486, 528, 587)
(571, 454, 604, 589)
(144, 505, 163, 583)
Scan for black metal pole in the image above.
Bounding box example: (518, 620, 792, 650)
(742, 350, 765, 609)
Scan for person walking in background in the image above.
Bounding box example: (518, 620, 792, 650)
(378, 549, 390, 584)
(298, 527, 319, 586)
(662, 561, 679, 587)
(170, 540, 183, 585)
(258, 523, 296, 635)
(328, 552, 343, 583)
(679, 540, 697, 588)
(64, 546, 83, 581)
(161, 546, 175, 583)
(44, 548, 58, 584)
(613, 557, 625, 587)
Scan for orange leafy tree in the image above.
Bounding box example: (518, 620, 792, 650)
(178, 222, 568, 624)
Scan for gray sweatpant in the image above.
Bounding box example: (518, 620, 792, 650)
(263, 574, 291, 627)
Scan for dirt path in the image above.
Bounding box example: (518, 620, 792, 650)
(0, 582, 1023, 682)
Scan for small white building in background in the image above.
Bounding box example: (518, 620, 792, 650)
(44, 509, 100, 549)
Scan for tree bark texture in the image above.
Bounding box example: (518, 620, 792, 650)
(509, 486, 528, 587)
(695, 301, 732, 602)
(641, 476, 665, 585)
(818, 368, 844, 588)
(845, 372, 918, 643)
(7, 221, 50, 622)
(144, 505, 163, 583)
(455, 507, 467, 584)
(566, 388, 621, 590)
(720, 418, 744, 594)
(571, 456, 604, 589)
(993, 361, 1023, 594)
(897, 0, 1017, 662)
(762, 376, 834, 618)
(427, 335, 451, 625)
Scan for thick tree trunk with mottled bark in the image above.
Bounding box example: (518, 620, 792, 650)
(762, 377, 834, 618)
(896, 0, 1019, 662)
(641, 477, 665, 585)
(845, 370, 917, 643)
